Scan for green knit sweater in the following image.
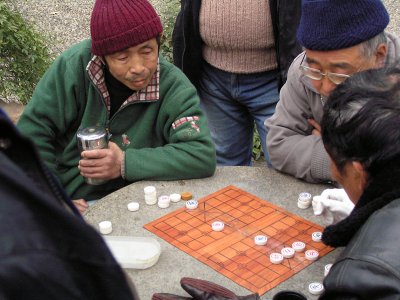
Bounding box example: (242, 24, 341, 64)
(17, 39, 216, 200)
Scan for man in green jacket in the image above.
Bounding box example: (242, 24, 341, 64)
(17, 0, 216, 213)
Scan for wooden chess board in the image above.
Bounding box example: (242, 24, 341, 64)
(144, 185, 333, 295)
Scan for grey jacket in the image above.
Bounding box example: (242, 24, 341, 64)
(321, 198, 400, 299)
(265, 32, 400, 183)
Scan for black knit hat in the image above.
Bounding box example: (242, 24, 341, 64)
(297, 0, 390, 51)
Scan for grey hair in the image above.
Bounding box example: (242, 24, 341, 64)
(359, 32, 387, 57)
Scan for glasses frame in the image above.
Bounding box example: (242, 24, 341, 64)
(299, 53, 351, 85)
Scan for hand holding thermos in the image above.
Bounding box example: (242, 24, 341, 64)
(77, 126, 124, 185)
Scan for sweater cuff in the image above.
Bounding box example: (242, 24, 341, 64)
(121, 151, 126, 180)
(310, 140, 332, 182)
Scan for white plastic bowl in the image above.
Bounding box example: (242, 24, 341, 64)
(103, 236, 161, 269)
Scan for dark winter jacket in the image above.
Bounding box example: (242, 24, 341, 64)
(172, 0, 302, 89)
(0, 108, 138, 300)
(320, 163, 400, 299)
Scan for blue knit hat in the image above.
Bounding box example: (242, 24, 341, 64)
(297, 0, 390, 51)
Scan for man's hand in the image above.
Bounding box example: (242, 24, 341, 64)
(312, 188, 355, 225)
(307, 118, 322, 136)
(73, 199, 89, 214)
(78, 141, 123, 180)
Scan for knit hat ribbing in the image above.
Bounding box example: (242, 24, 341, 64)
(297, 0, 389, 51)
(90, 0, 163, 56)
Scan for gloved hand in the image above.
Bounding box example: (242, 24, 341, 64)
(152, 293, 193, 300)
(312, 188, 355, 225)
(152, 277, 260, 300)
(181, 277, 260, 300)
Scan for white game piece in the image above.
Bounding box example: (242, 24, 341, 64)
(127, 202, 140, 212)
(297, 192, 312, 209)
(158, 195, 171, 209)
(281, 247, 295, 258)
(298, 192, 312, 202)
(305, 249, 319, 261)
(144, 186, 156, 195)
(312, 231, 323, 242)
(145, 195, 157, 205)
(270, 253, 284, 264)
(292, 241, 306, 252)
(157, 202, 169, 209)
(212, 221, 225, 232)
(254, 235, 268, 246)
(158, 195, 170, 202)
(186, 200, 198, 210)
(324, 263, 333, 277)
(169, 193, 181, 203)
(297, 200, 311, 209)
(99, 221, 112, 235)
(308, 282, 324, 295)
(144, 186, 157, 205)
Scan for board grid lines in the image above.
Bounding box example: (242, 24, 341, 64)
(144, 185, 333, 295)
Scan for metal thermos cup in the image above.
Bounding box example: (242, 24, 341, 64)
(76, 126, 109, 185)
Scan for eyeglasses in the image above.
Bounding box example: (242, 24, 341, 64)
(299, 54, 351, 85)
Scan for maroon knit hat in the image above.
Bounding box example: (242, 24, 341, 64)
(90, 0, 163, 56)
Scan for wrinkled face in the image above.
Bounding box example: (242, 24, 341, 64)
(304, 44, 379, 98)
(330, 159, 367, 204)
(104, 38, 159, 91)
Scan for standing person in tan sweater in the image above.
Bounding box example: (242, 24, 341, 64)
(173, 0, 301, 166)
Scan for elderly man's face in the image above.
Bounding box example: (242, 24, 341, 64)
(304, 43, 386, 98)
(104, 38, 159, 91)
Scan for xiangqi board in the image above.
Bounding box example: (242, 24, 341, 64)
(144, 185, 333, 295)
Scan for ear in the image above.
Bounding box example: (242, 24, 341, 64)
(374, 43, 388, 67)
(352, 161, 369, 191)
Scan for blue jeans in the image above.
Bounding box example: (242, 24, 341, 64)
(198, 63, 279, 166)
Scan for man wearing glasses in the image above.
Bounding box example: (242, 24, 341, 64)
(265, 0, 400, 183)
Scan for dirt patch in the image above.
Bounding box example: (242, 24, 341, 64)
(0, 102, 25, 123)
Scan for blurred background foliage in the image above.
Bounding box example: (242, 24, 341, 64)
(0, 0, 51, 104)
(156, 0, 180, 63)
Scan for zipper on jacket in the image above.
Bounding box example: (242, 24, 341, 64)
(107, 90, 142, 127)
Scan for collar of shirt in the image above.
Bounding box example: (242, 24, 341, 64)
(86, 55, 160, 114)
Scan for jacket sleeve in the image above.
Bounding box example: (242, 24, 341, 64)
(320, 259, 400, 299)
(124, 64, 216, 182)
(16, 50, 84, 176)
(265, 54, 332, 183)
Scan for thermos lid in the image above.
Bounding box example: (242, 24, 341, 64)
(77, 126, 107, 141)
